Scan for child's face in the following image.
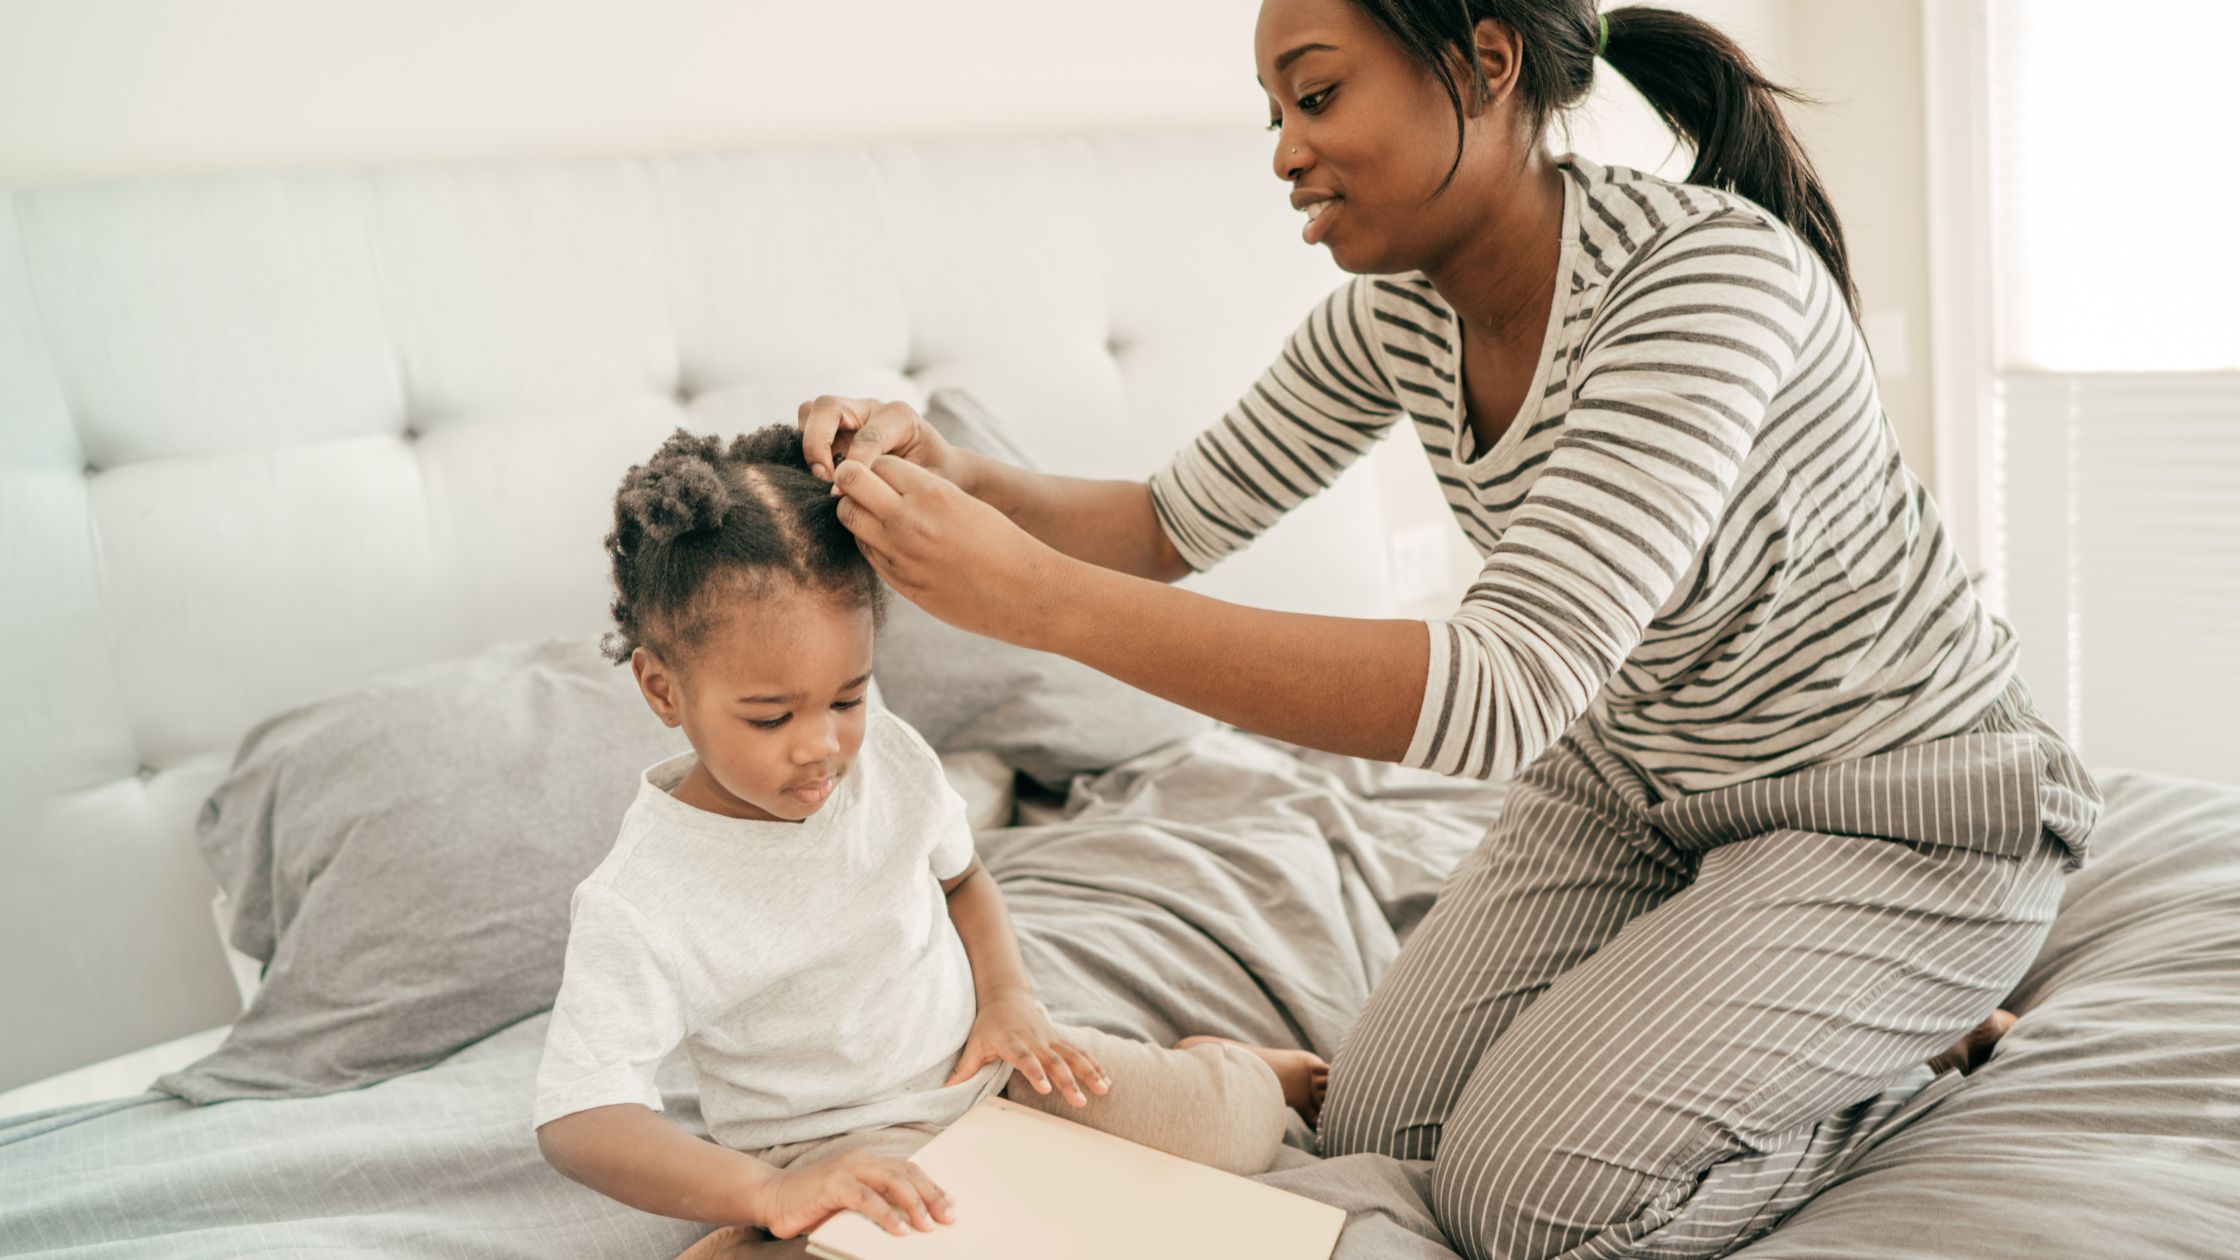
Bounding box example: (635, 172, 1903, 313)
(631, 582, 875, 823)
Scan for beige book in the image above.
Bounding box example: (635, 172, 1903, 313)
(806, 1097, 1346, 1260)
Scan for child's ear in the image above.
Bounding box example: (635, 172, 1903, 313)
(632, 647, 684, 727)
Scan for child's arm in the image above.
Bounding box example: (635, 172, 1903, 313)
(537, 1104, 770, 1223)
(538, 1104, 952, 1240)
(939, 858, 1111, 1106)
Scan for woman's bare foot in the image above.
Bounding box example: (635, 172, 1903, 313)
(1929, 1008, 2017, 1075)
(1175, 1035, 1331, 1128)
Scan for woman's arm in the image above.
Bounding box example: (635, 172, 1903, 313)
(954, 451, 1191, 584)
(831, 457, 1427, 764)
(802, 280, 1400, 586)
(797, 395, 1188, 582)
(831, 215, 1811, 778)
(1039, 560, 1429, 763)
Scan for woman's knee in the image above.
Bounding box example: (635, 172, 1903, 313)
(1317, 1048, 1442, 1161)
(1427, 1114, 1690, 1260)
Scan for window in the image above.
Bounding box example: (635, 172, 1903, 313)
(1936, 1, 2240, 784)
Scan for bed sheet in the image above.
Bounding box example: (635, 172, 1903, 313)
(4, 740, 2235, 1259)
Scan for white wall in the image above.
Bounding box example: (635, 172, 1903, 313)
(0, 0, 1816, 619)
(0, 1, 1811, 188)
(1783, 0, 1934, 484)
(7, 0, 1941, 595)
(3, 1, 1931, 597)
(0, 0, 1272, 186)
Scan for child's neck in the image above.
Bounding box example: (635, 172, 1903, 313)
(668, 760, 791, 824)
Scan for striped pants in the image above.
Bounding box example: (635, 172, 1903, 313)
(1320, 677, 2100, 1260)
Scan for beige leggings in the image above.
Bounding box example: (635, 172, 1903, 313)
(677, 1025, 1286, 1259)
(753, 1022, 1285, 1176)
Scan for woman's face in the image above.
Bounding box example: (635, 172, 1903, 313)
(1256, 0, 1526, 275)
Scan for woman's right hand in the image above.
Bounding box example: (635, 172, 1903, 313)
(752, 1149, 955, 1240)
(798, 396, 968, 490)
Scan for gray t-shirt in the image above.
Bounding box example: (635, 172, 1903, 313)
(532, 701, 1003, 1151)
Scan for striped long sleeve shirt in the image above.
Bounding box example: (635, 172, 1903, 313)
(1148, 156, 2016, 795)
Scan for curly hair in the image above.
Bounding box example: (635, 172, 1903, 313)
(602, 425, 882, 665)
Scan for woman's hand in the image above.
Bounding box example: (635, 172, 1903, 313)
(797, 396, 968, 489)
(830, 455, 1070, 644)
(943, 990, 1109, 1108)
(753, 1150, 954, 1240)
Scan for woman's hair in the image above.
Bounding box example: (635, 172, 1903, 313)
(1348, 1, 1858, 317)
(602, 424, 882, 665)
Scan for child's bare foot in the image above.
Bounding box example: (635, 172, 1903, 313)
(1929, 1008, 2017, 1075)
(1176, 1035, 1331, 1128)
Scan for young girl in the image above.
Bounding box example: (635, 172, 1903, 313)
(532, 426, 1326, 1247)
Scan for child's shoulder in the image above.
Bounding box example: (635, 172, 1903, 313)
(867, 693, 942, 764)
(575, 752, 698, 895)
(561, 868, 666, 955)
(860, 695, 966, 811)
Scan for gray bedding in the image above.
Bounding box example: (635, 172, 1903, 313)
(3, 735, 2236, 1258)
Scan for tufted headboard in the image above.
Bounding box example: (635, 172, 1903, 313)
(0, 132, 1411, 1092)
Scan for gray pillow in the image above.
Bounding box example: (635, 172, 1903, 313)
(874, 389, 1212, 787)
(158, 638, 685, 1103)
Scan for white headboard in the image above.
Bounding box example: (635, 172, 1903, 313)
(0, 131, 1399, 1091)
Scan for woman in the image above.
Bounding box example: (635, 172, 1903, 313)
(799, 2, 2099, 1257)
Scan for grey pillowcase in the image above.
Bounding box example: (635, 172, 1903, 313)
(874, 389, 1212, 787)
(158, 638, 685, 1103)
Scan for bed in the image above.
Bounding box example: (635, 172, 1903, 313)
(3, 133, 2236, 1258)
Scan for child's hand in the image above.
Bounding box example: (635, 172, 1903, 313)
(755, 1150, 953, 1240)
(944, 991, 1110, 1107)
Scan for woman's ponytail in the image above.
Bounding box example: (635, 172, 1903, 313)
(1345, 2, 1859, 318)
(1597, 7, 1857, 316)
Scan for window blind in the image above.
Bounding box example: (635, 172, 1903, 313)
(1987, 0, 2240, 785)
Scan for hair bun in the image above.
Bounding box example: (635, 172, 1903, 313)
(619, 429, 733, 544)
(726, 424, 813, 472)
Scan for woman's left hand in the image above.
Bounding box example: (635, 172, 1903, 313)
(943, 990, 1109, 1108)
(830, 455, 1066, 643)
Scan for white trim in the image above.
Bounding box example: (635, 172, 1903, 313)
(1921, 0, 2001, 608)
(0, 1025, 229, 1118)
